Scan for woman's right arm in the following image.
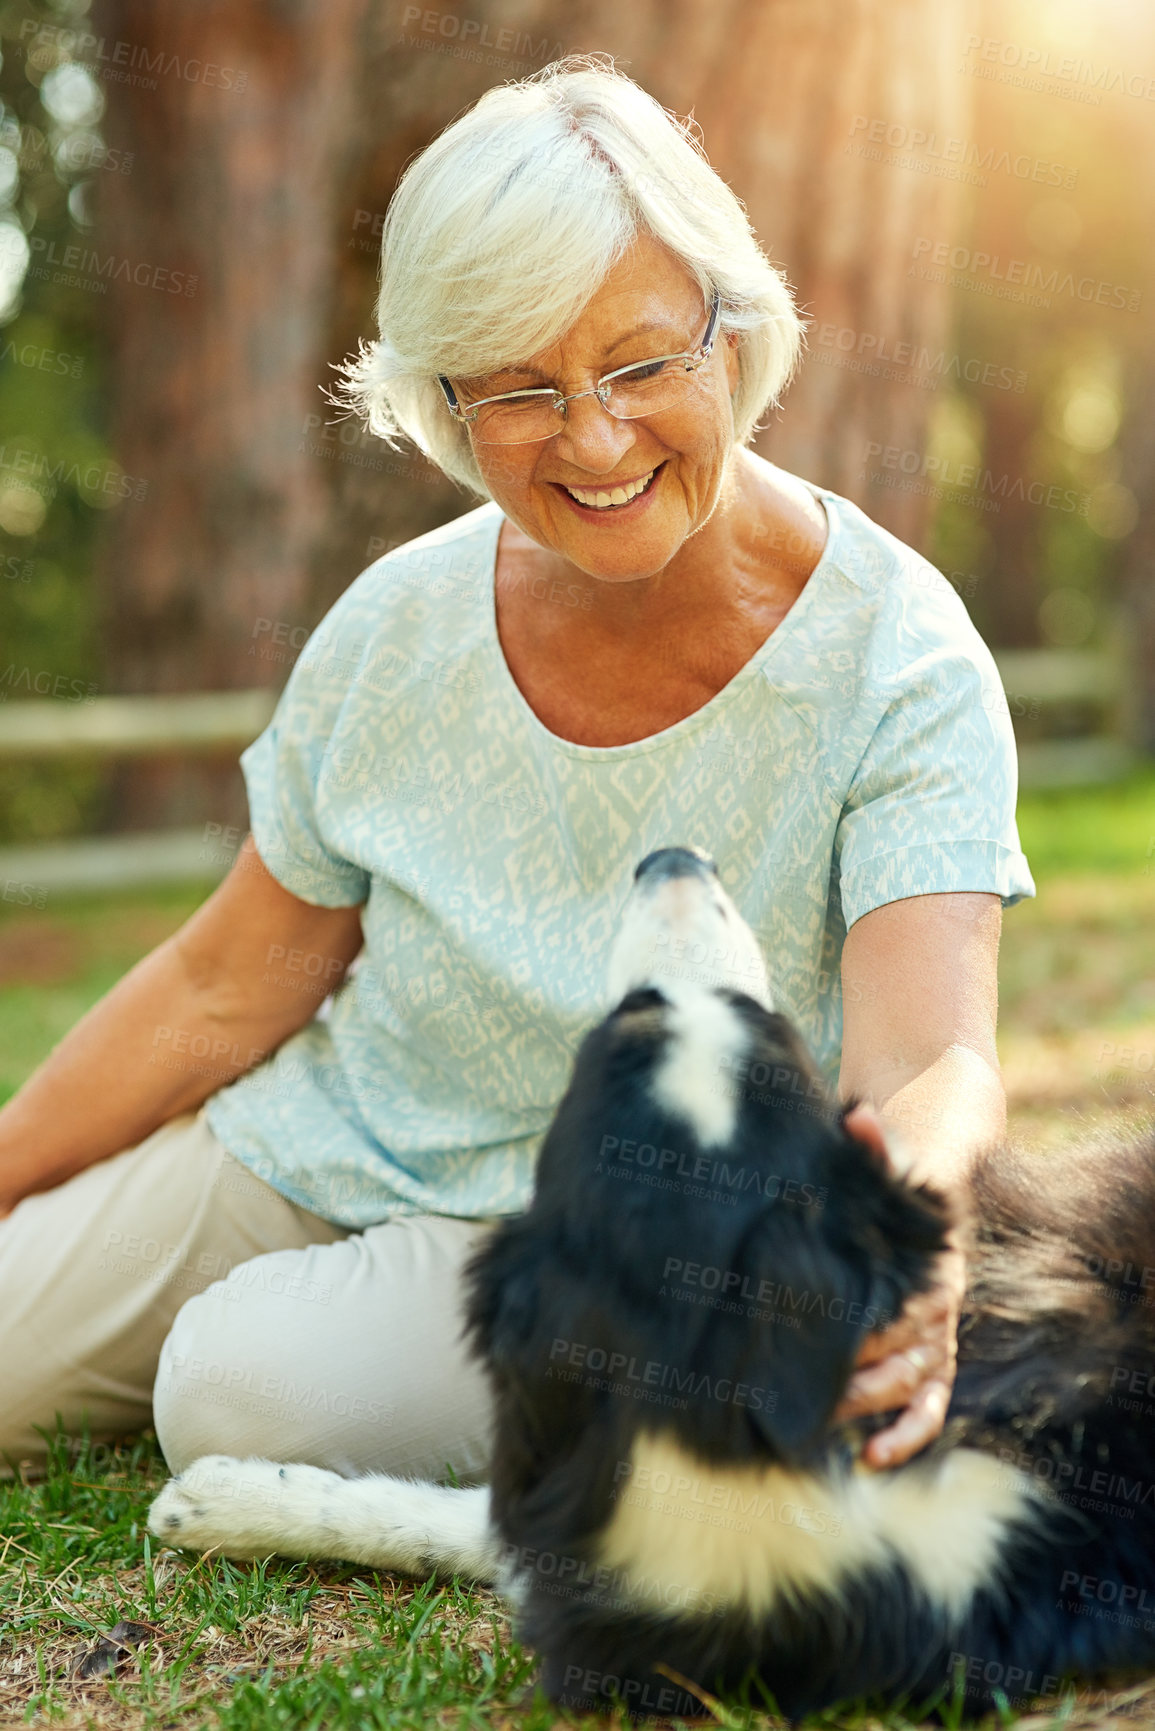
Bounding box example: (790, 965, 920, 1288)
(0, 836, 364, 1213)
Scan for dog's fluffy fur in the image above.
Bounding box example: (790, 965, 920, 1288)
(150, 851, 1155, 1720)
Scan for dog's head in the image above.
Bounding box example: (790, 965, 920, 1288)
(468, 849, 952, 1474)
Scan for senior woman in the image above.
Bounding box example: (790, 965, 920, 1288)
(0, 59, 1032, 1486)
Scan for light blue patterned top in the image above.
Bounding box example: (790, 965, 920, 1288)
(204, 489, 1035, 1226)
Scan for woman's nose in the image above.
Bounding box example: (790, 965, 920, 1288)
(549, 392, 639, 472)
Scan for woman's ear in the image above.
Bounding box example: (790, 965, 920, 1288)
(724, 329, 741, 393)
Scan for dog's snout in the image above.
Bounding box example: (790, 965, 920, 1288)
(634, 846, 718, 884)
(606, 847, 773, 1011)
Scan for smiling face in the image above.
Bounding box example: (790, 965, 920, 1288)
(448, 233, 741, 583)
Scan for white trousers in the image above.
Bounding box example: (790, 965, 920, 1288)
(0, 1108, 497, 1483)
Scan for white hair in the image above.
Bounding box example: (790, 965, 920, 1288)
(334, 54, 806, 497)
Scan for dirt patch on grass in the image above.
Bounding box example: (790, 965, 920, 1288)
(1001, 1015, 1155, 1153)
(0, 903, 195, 988)
(0, 919, 81, 985)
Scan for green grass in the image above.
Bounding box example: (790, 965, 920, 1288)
(0, 1427, 551, 1730)
(1015, 764, 1155, 879)
(0, 881, 216, 1108)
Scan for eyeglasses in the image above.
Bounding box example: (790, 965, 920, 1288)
(438, 291, 722, 445)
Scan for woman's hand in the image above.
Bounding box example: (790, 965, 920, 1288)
(831, 1231, 967, 1468)
(832, 892, 1003, 1468)
(829, 1099, 968, 1468)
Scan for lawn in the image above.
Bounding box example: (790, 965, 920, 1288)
(2, 773, 1155, 1729)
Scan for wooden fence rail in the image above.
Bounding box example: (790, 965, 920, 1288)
(992, 645, 1136, 789)
(0, 689, 277, 758)
(0, 650, 1135, 770)
(0, 648, 1142, 890)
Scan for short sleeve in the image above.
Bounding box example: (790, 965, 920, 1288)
(835, 625, 1035, 932)
(240, 622, 371, 909)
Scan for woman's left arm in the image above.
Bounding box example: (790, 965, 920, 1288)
(833, 888, 1005, 1467)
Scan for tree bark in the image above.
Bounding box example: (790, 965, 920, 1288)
(94, 0, 375, 828)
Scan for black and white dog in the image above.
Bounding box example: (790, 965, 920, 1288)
(150, 847, 1155, 1720)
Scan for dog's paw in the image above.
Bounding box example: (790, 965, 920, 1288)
(147, 1455, 342, 1560)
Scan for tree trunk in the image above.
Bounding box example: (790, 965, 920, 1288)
(94, 0, 375, 829)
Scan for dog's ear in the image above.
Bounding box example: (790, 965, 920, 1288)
(463, 1216, 567, 1505)
(463, 1213, 545, 1371)
(835, 1104, 957, 1310)
(722, 1205, 874, 1464)
(465, 1214, 633, 1513)
(712, 1124, 953, 1467)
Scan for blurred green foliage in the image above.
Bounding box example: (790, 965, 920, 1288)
(0, 0, 113, 842)
(926, 0, 1149, 650)
(1016, 763, 1155, 878)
